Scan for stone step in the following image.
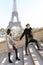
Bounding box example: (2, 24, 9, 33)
(29, 44, 43, 65)
(23, 47, 34, 65)
(0, 43, 43, 65)
(33, 43, 43, 59)
(15, 47, 24, 65)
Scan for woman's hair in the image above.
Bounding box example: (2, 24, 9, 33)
(7, 29, 11, 35)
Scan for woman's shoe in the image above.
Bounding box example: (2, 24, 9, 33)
(9, 60, 13, 63)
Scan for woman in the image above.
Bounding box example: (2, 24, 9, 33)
(6, 29, 20, 63)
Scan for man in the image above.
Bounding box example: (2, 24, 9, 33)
(20, 24, 41, 55)
(6, 29, 20, 63)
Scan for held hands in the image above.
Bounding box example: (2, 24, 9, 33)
(13, 36, 21, 41)
(13, 37, 20, 41)
(15, 38, 21, 41)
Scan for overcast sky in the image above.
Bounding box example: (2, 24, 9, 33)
(0, 0, 43, 29)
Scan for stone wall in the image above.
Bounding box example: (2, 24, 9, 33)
(0, 28, 43, 53)
(33, 28, 43, 41)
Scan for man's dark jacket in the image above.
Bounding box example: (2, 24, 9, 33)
(20, 27, 33, 43)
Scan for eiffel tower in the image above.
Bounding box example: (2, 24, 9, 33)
(7, 0, 22, 29)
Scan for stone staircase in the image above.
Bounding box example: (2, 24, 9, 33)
(0, 42, 43, 65)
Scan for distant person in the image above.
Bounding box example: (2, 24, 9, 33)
(20, 24, 41, 55)
(6, 29, 20, 63)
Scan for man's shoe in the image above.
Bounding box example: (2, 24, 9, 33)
(26, 53, 28, 56)
(16, 57, 20, 61)
(37, 48, 42, 51)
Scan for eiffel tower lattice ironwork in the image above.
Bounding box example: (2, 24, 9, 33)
(7, 0, 22, 29)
